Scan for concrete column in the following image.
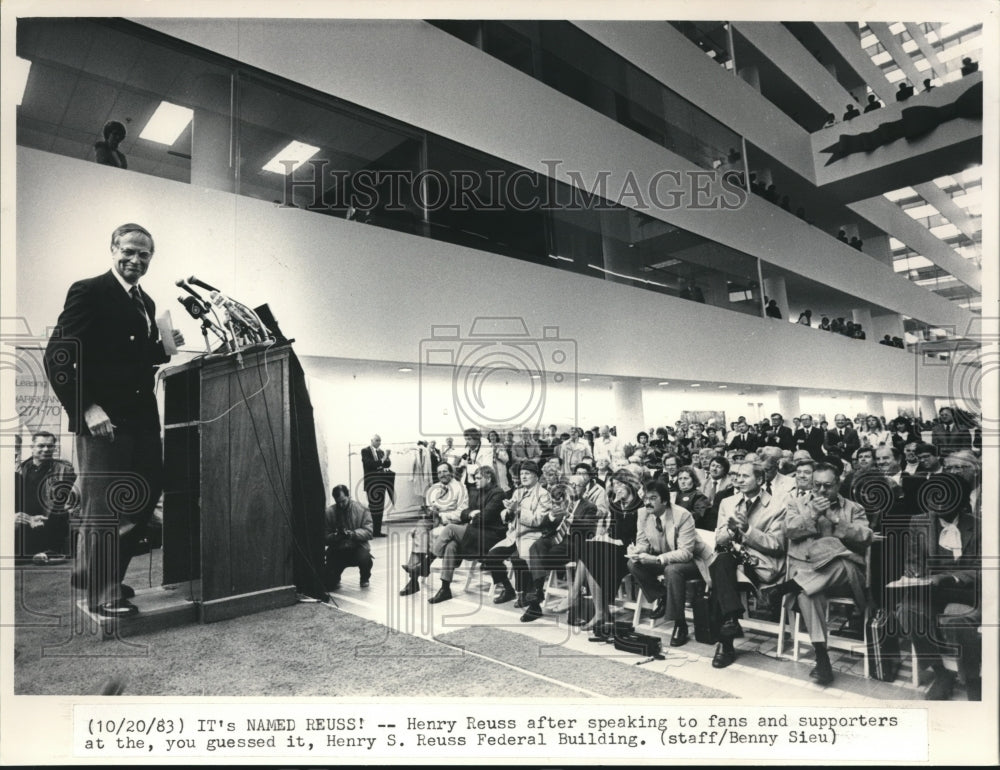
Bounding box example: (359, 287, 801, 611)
(613, 380, 645, 444)
(870, 312, 905, 344)
(190, 74, 235, 194)
(777, 389, 801, 422)
(864, 233, 894, 268)
(852, 307, 873, 338)
(865, 393, 887, 418)
(918, 396, 938, 422)
(763, 275, 789, 320)
(738, 64, 761, 91)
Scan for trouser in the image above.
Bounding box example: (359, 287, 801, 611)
(325, 545, 373, 586)
(896, 592, 981, 682)
(15, 514, 69, 557)
(793, 558, 865, 643)
(76, 429, 162, 609)
(483, 543, 529, 592)
(431, 523, 469, 581)
(629, 559, 704, 622)
(709, 551, 747, 619)
(527, 536, 571, 583)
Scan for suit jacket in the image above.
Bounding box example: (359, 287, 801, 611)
(361, 445, 394, 497)
(700, 475, 732, 505)
(794, 427, 826, 461)
(727, 432, 760, 453)
(458, 483, 507, 545)
(715, 491, 787, 583)
(785, 493, 871, 572)
(705, 484, 737, 531)
(44, 270, 170, 434)
(930, 424, 974, 457)
(763, 425, 795, 451)
(903, 512, 980, 607)
(825, 427, 861, 459)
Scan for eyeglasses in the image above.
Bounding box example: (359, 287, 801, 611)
(813, 482, 837, 490)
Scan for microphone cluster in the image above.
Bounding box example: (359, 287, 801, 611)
(175, 276, 273, 354)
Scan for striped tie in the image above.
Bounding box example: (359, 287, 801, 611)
(553, 502, 574, 545)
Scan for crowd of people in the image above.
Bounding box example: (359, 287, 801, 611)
(322, 405, 982, 700)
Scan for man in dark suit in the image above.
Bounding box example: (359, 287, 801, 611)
(726, 422, 759, 454)
(826, 413, 861, 459)
(794, 414, 826, 461)
(361, 434, 394, 537)
(895, 475, 981, 700)
(44, 223, 183, 618)
(930, 407, 974, 457)
(762, 413, 795, 451)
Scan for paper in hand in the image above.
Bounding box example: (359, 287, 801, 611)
(157, 310, 178, 354)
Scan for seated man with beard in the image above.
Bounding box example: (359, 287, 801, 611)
(426, 465, 506, 604)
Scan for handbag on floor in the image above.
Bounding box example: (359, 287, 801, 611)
(866, 608, 901, 682)
(613, 629, 664, 659)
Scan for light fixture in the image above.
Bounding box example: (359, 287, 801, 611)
(139, 101, 194, 145)
(690, 383, 701, 387)
(531, 374, 541, 380)
(718, 385, 728, 389)
(657, 381, 670, 386)
(580, 377, 591, 382)
(262, 140, 321, 174)
(397, 367, 413, 373)
(13, 57, 31, 106)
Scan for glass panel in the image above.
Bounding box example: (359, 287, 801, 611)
(16, 18, 233, 188)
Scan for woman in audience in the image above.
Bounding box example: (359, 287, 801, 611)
(485, 430, 510, 491)
(673, 466, 711, 526)
(889, 416, 919, 451)
(579, 468, 641, 631)
(861, 414, 891, 448)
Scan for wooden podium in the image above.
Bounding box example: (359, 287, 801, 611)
(153, 341, 326, 626)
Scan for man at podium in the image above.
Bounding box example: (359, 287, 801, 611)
(44, 223, 184, 618)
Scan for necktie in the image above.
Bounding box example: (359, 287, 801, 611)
(553, 502, 575, 545)
(130, 286, 150, 335)
(765, 481, 772, 495)
(939, 522, 962, 559)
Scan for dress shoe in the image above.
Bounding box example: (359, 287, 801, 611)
(810, 659, 834, 686)
(120, 584, 136, 600)
(719, 618, 743, 638)
(520, 603, 543, 622)
(428, 585, 452, 604)
(670, 624, 689, 647)
(94, 601, 138, 619)
(926, 670, 957, 701)
(399, 579, 420, 596)
(712, 643, 736, 668)
(493, 587, 516, 604)
(360, 578, 370, 588)
(401, 563, 414, 575)
(514, 592, 527, 609)
(642, 597, 666, 620)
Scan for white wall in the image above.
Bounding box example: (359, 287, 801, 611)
(18, 147, 963, 403)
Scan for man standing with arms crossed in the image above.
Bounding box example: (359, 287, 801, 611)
(45, 224, 183, 618)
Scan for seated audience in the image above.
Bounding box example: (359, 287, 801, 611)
(895, 474, 981, 700)
(400, 462, 468, 595)
(14, 431, 76, 560)
(709, 461, 787, 668)
(765, 463, 872, 686)
(628, 480, 714, 647)
(673, 466, 711, 526)
(482, 461, 552, 605)
(426, 465, 506, 604)
(580, 469, 642, 631)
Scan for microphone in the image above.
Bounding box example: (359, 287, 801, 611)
(176, 279, 211, 311)
(177, 295, 213, 324)
(188, 275, 221, 293)
(209, 291, 261, 340)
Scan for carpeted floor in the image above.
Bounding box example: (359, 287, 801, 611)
(435, 627, 731, 699)
(15, 562, 719, 698)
